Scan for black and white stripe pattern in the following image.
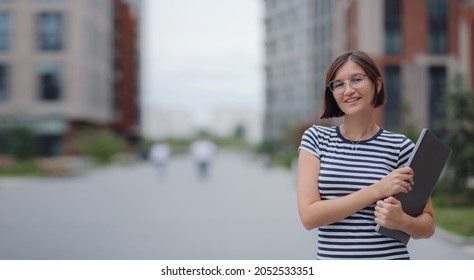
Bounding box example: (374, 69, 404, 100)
(299, 125, 414, 259)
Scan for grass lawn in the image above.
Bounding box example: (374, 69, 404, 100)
(0, 161, 40, 177)
(433, 206, 474, 237)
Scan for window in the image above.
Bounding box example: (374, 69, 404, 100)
(428, 67, 447, 135)
(0, 11, 12, 52)
(37, 12, 64, 51)
(384, 0, 402, 55)
(428, 0, 447, 54)
(37, 63, 63, 101)
(0, 64, 8, 102)
(383, 66, 401, 129)
(37, 134, 62, 157)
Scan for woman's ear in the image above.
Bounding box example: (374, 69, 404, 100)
(376, 77, 383, 93)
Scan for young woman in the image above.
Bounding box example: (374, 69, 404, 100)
(297, 50, 435, 259)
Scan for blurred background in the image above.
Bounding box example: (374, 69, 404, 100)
(0, 0, 473, 259)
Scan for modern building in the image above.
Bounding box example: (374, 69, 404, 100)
(263, 0, 334, 143)
(122, 0, 142, 17)
(349, 0, 466, 136)
(142, 106, 194, 140)
(458, 0, 474, 88)
(0, 0, 140, 156)
(209, 106, 263, 144)
(111, 0, 141, 148)
(262, 0, 474, 143)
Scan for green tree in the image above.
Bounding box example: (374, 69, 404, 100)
(1, 127, 38, 160)
(72, 128, 126, 163)
(441, 74, 474, 203)
(234, 123, 246, 139)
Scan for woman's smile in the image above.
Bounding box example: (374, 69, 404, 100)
(344, 97, 361, 104)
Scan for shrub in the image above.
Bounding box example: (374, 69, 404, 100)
(439, 75, 474, 203)
(72, 128, 126, 163)
(0, 127, 38, 160)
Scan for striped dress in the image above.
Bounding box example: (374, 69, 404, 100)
(299, 125, 414, 260)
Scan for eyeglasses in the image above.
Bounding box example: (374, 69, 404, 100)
(328, 73, 367, 95)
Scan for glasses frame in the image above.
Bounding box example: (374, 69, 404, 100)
(328, 73, 368, 95)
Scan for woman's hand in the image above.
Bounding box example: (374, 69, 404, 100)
(375, 167, 414, 199)
(374, 196, 408, 230)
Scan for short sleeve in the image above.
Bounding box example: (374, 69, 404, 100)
(298, 125, 321, 159)
(397, 136, 415, 168)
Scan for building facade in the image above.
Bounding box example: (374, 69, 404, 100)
(459, 0, 474, 88)
(111, 0, 141, 145)
(143, 106, 194, 140)
(0, 0, 140, 156)
(263, 0, 474, 143)
(349, 0, 466, 135)
(210, 106, 263, 145)
(263, 0, 335, 143)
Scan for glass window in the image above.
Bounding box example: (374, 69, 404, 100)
(0, 64, 8, 102)
(37, 12, 65, 51)
(428, 66, 447, 135)
(37, 134, 62, 157)
(384, 0, 402, 55)
(37, 63, 63, 101)
(428, 0, 448, 54)
(383, 66, 401, 129)
(0, 11, 12, 52)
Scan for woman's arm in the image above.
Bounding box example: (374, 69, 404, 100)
(297, 150, 415, 230)
(374, 197, 435, 239)
(297, 150, 380, 229)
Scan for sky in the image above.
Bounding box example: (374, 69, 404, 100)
(141, 0, 263, 125)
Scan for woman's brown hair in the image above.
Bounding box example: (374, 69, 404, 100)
(320, 50, 386, 119)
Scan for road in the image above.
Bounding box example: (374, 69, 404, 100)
(0, 151, 472, 260)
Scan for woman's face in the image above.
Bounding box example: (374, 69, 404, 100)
(330, 60, 381, 117)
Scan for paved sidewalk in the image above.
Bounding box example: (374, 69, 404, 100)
(0, 151, 314, 259)
(408, 226, 474, 259)
(0, 151, 472, 260)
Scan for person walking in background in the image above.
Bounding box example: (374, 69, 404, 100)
(149, 141, 171, 176)
(190, 136, 217, 178)
(297, 50, 435, 259)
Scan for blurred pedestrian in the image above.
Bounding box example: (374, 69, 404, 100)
(190, 137, 217, 178)
(297, 50, 435, 259)
(149, 141, 171, 175)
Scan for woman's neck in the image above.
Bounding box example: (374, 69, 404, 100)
(341, 115, 378, 141)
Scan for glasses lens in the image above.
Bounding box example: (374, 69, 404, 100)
(329, 74, 366, 94)
(350, 74, 365, 88)
(329, 81, 344, 94)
